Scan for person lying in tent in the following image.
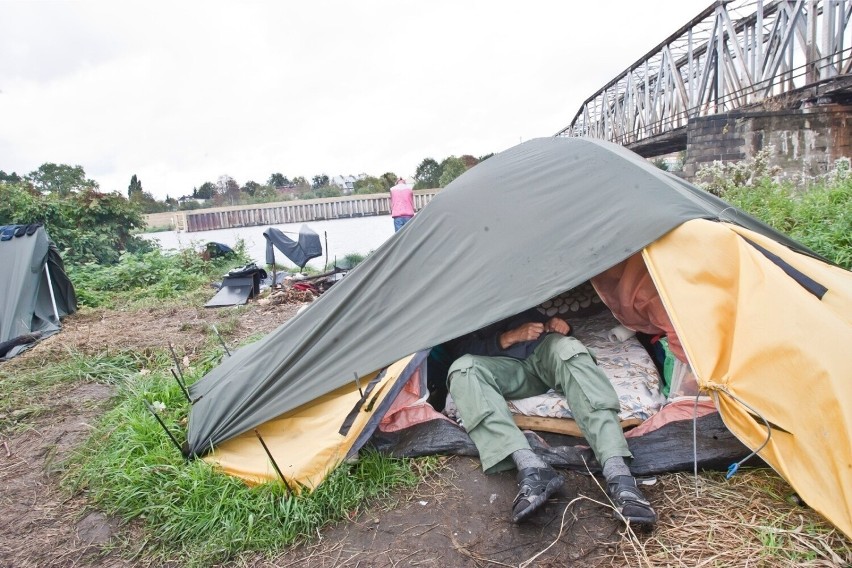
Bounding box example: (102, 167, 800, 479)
(443, 307, 657, 525)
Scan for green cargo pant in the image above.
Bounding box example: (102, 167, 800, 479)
(447, 334, 631, 473)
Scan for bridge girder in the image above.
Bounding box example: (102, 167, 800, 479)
(558, 0, 852, 155)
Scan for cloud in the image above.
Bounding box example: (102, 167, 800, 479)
(0, 0, 708, 199)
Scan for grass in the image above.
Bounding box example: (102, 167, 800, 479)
(58, 340, 439, 566)
(0, 349, 146, 435)
(66, 242, 252, 308)
(325, 252, 367, 271)
(0, 228, 432, 566)
(698, 157, 852, 269)
(633, 470, 852, 567)
(723, 177, 852, 269)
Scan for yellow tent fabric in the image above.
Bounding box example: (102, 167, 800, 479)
(644, 219, 852, 539)
(203, 355, 416, 490)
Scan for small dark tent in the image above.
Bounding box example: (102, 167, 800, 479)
(186, 138, 852, 538)
(0, 224, 77, 359)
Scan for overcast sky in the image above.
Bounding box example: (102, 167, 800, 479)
(1, 0, 710, 200)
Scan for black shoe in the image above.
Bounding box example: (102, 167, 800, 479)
(606, 475, 657, 526)
(511, 466, 564, 523)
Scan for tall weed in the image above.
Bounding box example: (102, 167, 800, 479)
(67, 241, 251, 307)
(697, 157, 851, 269)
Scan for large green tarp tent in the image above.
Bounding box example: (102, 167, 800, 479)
(186, 137, 813, 452)
(186, 137, 852, 537)
(0, 224, 77, 360)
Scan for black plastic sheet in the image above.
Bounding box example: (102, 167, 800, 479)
(263, 226, 322, 269)
(368, 413, 757, 475)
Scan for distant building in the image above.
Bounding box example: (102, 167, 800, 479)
(330, 174, 367, 195)
(177, 195, 207, 206)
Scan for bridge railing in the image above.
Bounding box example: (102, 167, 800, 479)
(153, 191, 439, 233)
(557, 0, 852, 146)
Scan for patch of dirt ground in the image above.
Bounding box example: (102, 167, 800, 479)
(271, 458, 638, 567)
(2, 299, 847, 567)
(0, 300, 302, 568)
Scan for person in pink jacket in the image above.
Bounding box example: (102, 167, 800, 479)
(389, 178, 415, 232)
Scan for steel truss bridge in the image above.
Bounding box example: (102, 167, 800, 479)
(557, 0, 852, 155)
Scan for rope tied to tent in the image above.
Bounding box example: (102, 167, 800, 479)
(706, 386, 774, 480)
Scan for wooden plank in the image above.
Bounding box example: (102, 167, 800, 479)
(512, 415, 643, 437)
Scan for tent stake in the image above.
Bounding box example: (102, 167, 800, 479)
(254, 430, 294, 498)
(143, 400, 184, 455)
(170, 368, 192, 404)
(353, 371, 363, 397)
(211, 325, 231, 356)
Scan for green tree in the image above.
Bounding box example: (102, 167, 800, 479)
(438, 156, 466, 187)
(311, 174, 329, 189)
(315, 185, 342, 198)
(460, 155, 479, 169)
(178, 200, 203, 211)
(0, 170, 23, 184)
(128, 174, 143, 198)
(242, 180, 262, 196)
(0, 182, 150, 265)
(215, 175, 242, 206)
(291, 176, 309, 190)
(414, 158, 441, 189)
(353, 176, 387, 195)
(268, 173, 290, 187)
(478, 153, 495, 162)
(0, 180, 43, 222)
(129, 190, 169, 213)
(253, 184, 280, 202)
(194, 182, 217, 200)
(380, 172, 398, 189)
(26, 163, 98, 196)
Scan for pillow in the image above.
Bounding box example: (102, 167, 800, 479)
(537, 281, 607, 319)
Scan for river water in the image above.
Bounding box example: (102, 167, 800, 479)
(142, 215, 395, 270)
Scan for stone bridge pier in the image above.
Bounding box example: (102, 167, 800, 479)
(683, 100, 852, 180)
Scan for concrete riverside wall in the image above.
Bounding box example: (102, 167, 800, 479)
(144, 211, 176, 230)
(683, 105, 852, 180)
(144, 190, 438, 232)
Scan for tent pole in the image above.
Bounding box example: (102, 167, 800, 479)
(143, 400, 184, 455)
(254, 430, 294, 497)
(169, 343, 186, 384)
(170, 368, 192, 404)
(211, 325, 231, 356)
(43, 262, 60, 323)
(353, 371, 363, 397)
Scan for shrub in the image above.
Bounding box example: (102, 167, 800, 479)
(67, 241, 251, 308)
(695, 147, 780, 197)
(0, 182, 152, 264)
(696, 157, 851, 269)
